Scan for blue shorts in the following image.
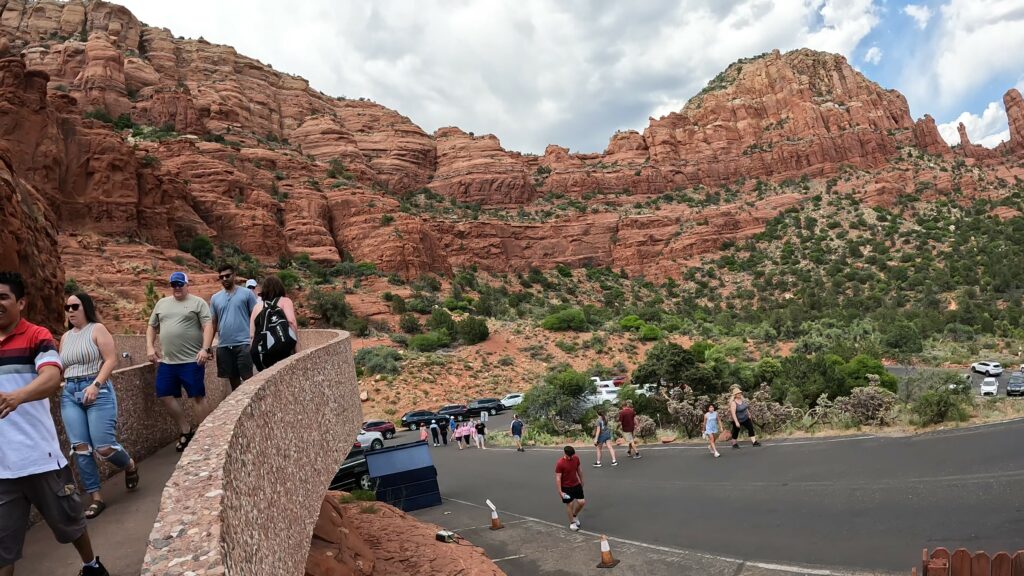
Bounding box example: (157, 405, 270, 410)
(156, 362, 206, 398)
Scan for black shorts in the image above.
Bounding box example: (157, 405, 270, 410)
(216, 344, 254, 384)
(560, 484, 585, 504)
(0, 467, 86, 566)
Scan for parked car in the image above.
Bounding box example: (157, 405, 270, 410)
(437, 404, 470, 421)
(590, 376, 615, 388)
(635, 383, 660, 397)
(468, 398, 506, 416)
(971, 361, 1003, 376)
(400, 410, 440, 431)
(584, 388, 620, 407)
(611, 375, 627, 387)
(362, 420, 396, 439)
(329, 447, 374, 492)
(1007, 373, 1024, 397)
(500, 393, 524, 408)
(356, 429, 384, 450)
(980, 377, 999, 396)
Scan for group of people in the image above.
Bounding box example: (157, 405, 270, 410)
(420, 412, 522, 451)
(0, 266, 299, 575)
(555, 393, 760, 532)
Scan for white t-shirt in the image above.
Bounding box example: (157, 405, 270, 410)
(0, 319, 67, 478)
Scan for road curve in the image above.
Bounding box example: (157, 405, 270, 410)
(425, 418, 1024, 572)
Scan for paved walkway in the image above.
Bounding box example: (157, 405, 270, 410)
(19, 445, 181, 576)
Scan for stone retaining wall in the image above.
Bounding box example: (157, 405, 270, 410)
(141, 329, 360, 576)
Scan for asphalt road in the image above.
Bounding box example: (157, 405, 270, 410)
(415, 419, 1024, 573)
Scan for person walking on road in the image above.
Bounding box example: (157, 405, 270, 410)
(729, 388, 760, 449)
(60, 292, 140, 519)
(147, 271, 213, 452)
(210, 264, 257, 392)
(703, 403, 722, 458)
(474, 418, 487, 449)
(429, 419, 440, 446)
(439, 418, 449, 446)
(592, 412, 617, 467)
(555, 445, 585, 531)
(618, 400, 640, 459)
(510, 413, 525, 452)
(454, 420, 467, 450)
(0, 272, 110, 576)
(419, 423, 428, 443)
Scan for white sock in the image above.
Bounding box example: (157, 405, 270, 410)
(84, 557, 99, 567)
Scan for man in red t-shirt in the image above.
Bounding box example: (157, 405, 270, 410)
(554, 445, 585, 531)
(618, 400, 640, 459)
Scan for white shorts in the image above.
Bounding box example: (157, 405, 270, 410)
(622, 432, 634, 443)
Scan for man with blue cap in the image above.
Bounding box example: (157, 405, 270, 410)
(145, 271, 213, 452)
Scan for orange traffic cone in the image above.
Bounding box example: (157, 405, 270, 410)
(489, 509, 504, 530)
(596, 535, 619, 568)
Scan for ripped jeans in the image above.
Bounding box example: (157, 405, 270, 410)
(61, 376, 132, 493)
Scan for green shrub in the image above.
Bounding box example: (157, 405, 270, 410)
(408, 330, 451, 352)
(541, 308, 588, 331)
(84, 108, 113, 124)
(520, 366, 596, 434)
(181, 235, 214, 264)
(455, 316, 489, 344)
(638, 325, 661, 340)
(399, 313, 421, 334)
(619, 315, 645, 331)
(64, 278, 80, 295)
(354, 346, 402, 376)
(344, 316, 369, 336)
(555, 339, 578, 353)
(308, 288, 351, 328)
(427, 308, 456, 334)
(277, 269, 301, 292)
(911, 386, 971, 426)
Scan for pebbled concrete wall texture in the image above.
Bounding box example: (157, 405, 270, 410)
(140, 329, 360, 576)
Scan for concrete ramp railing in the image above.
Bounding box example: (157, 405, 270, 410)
(140, 329, 360, 576)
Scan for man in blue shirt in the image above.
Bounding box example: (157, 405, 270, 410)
(210, 264, 258, 391)
(510, 414, 525, 452)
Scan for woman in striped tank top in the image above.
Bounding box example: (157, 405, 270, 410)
(60, 292, 138, 519)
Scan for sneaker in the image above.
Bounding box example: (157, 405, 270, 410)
(633, 453, 641, 459)
(593, 462, 602, 467)
(752, 441, 762, 447)
(714, 452, 721, 458)
(732, 444, 740, 449)
(569, 522, 580, 531)
(573, 518, 582, 529)
(80, 558, 109, 576)
(611, 461, 618, 466)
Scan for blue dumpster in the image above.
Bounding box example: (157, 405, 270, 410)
(364, 440, 441, 512)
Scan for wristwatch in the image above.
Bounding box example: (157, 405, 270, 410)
(91, 381, 102, 388)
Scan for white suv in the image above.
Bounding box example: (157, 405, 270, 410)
(981, 377, 999, 396)
(971, 361, 1003, 376)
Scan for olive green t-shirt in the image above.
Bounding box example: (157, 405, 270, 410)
(149, 294, 212, 364)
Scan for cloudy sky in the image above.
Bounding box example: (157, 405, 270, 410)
(118, 0, 1024, 154)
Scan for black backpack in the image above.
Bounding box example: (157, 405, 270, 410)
(250, 298, 297, 370)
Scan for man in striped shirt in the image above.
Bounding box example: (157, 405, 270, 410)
(0, 272, 108, 575)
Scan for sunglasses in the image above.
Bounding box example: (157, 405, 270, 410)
(170, 281, 185, 288)
(64, 304, 80, 312)
(218, 273, 233, 280)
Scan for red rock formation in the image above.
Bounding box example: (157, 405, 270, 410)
(912, 115, 951, 157)
(1003, 88, 1024, 155)
(0, 143, 64, 332)
(306, 492, 504, 576)
(430, 127, 534, 206)
(958, 122, 998, 160)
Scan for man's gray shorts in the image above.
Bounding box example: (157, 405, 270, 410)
(217, 344, 254, 384)
(0, 466, 86, 566)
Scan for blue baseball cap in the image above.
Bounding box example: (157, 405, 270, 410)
(169, 271, 189, 285)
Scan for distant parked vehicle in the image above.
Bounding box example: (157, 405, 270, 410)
(635, 383, 660, 397)
(971, 361, 1003, 376)
(437, 404, 470, 421)
(1007, 373, 1024, 397)
(329, 447, 373, 492)
(400, 410, 441, 431)
(500, 393, 524, 408)
(584, 388, 620, 407)
(468, 398, 506, 416)
(980, 377, 999, 396)
(362, 420, 396, 439)
(356, 429, 384, 450)
(611, 375, 627, 387)
(591, 376, 615, 388)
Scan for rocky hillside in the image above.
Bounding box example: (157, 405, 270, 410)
(1, 0, 1023, 331)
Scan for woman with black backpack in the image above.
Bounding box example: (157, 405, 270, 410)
(248, 275, 298, 370)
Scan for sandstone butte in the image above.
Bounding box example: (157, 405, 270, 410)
(1, 0, 1024, 329)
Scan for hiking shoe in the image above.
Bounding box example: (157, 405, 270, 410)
(752, 441, 762, 447)
(80, 558, 109, 576)
(592, 462, 602, 467)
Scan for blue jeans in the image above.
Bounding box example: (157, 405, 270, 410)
(60, 376, 132, 493)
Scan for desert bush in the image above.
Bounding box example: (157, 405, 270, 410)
(354, 346, 402, 376)
(308, 288, 351, 328)
(666, 386, 707, 439)
(911, 385, 972, 426)
(455, 316, 489, 344)
(180, 234, 214, 264)
(427, 308, 456, 334)
(277, 269, 302, 292)
(832, 378, 898, 426)
(541, 308, 588, 331)
(344, 316, 369, 336)
(520, 366, 596, 435)
(399, 313, 421, 334)
(638, 325, 661, 340)
(746, 384, 803, 434)
(633, 414, 657, 440)
(408, 330, 451, 352)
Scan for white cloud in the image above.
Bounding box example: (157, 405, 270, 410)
(937, 101, 1010, 147)
(902, 4, 934, 29)
(864, 46, 883, 65)
(117, 0, 881, 153)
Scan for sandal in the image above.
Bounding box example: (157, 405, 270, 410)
(175, 429, 195, 452)
(125, 462, 140, 490)
(84, 500, 107, 519)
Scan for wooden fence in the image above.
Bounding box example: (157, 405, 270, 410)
(913, 548, 1024, 575)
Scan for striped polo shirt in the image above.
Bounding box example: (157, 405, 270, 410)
(0, 318, 66, 478)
